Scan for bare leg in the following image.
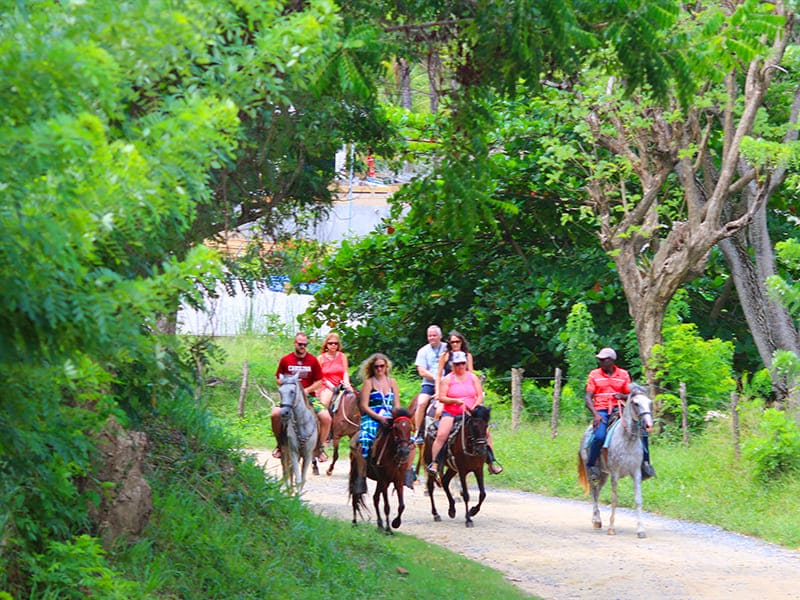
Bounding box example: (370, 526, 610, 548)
(414, 393, 431, 439)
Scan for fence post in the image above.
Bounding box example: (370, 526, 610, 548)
(680, 381, 688, 447)
(511, 367, 524, 431)
(551, 367, 562, 439)
(238, 360, 249, 419)
(731, 390, 740, 461)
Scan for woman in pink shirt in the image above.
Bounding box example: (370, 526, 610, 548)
(317, 332, 352, 409)
(427, 351, 502, 476)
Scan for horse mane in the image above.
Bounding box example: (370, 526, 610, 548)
(630, 382, 648, 397)
(471, 405, 491, 421)
(393, 407, 412, 419)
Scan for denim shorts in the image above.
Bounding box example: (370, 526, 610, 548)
(420, 383, 435, 396)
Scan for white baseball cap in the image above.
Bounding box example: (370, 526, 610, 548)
(451, 351, 468, 364)
(595, 347, 617, 360)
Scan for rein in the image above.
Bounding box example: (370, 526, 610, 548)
(280, 380, 315, 448)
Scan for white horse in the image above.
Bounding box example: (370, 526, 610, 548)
(577, 384, 654, 538)
(277, 374, 318, 494)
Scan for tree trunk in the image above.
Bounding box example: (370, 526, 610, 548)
(398, 57, 412, 110)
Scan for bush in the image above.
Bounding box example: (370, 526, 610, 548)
(744, 408, 800, 481)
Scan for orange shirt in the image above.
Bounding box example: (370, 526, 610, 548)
(586, 365, 631, 411)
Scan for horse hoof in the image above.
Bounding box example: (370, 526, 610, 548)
(391, 518, 402, 529)
(637, 531, 647, 539)
(465, 520, 474, 528)
(593, 522, 602, 529)
(434, 514, 442, 522)
(448, 508, 456, 519)
(607, 528, 616, 536)
(326, 469, 333, 476)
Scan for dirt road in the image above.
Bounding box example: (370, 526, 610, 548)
(252, 451, 800, 600)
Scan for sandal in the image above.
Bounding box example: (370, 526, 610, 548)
(316, 450, 329, 463)
(272, 447, 281, 459)
(426, 461, 438, 475)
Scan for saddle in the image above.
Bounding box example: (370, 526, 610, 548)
(330, 384, 346, 414)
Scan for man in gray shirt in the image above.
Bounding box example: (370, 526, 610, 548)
(412, 324, 445, 444)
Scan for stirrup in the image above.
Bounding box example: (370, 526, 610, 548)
(426, 461, 439, 475)
(488, 461, 503, 475)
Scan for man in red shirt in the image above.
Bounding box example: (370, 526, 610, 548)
(271, 332, 330, 462)
(585, 347, 655, 484)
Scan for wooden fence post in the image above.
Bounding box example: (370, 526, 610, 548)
(551, 367, 562, 439)
(731, 390, 740, 461)
(680, 382, 689, 447)
(238, 360, 249, 419)
(511, 367, 524, 431)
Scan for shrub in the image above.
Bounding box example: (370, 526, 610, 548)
(744, 408, 800, 481)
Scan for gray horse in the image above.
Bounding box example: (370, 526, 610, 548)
(277, 374, 318, 494)
(577, 384, 654, 538)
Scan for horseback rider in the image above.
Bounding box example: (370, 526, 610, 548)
(427, 351, 503, 476)
(412, 325, 447, 444)
(271, 332, 329, 463)
(585, 347, 656, 485)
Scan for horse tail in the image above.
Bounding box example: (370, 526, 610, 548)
(348, 454, 368, 519)
(577, 452, 590, 494)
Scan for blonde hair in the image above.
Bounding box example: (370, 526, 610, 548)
(359, 353, 392, 380)
(320, 332, 342, 354)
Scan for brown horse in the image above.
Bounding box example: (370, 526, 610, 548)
(326, 385, 360, 476)
(424, 405, 491, 527)
(408, 392, 436, 477)
(349, 408, 415, 534)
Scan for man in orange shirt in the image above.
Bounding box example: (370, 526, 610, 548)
(585, 347, 656, 484)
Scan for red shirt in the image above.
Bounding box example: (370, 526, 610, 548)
(276, 352, 322, 396)
(586, 365, 631, 411)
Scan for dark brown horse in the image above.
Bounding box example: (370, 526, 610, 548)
(326, 385, 360, 476)
(424, 405, 491, 527)
(349, 408, 415, 533)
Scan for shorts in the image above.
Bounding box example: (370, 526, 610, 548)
(309, 396, 325, 413)
(420, 383, 435, 396)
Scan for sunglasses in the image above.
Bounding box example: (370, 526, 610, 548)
(374, 363, 387, 368)
(327, 341, 339, 346)
(295, 342, 308, 347)
(449, 339, 461, 344)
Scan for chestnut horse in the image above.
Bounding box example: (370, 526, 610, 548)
(326, 385, 360, 476)
(349, 408, 415, 534)
(424, 405, 491, 527)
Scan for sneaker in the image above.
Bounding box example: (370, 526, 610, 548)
(588, 465, 601, 485)
(488, 461, 504, 475)
(426, 461, 439, 475)
(414, 434, 425, 445)
(641, 462, 657, 480)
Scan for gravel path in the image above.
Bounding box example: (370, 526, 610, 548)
(251, 450, 800, 600)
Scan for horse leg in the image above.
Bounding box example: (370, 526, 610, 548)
(608, 475, 619, 536)
(591, 476, 602, 529)
(634, 473, 646, 538)
(457, 471, 474, 527)
(427, 471, 441, 521)
(326, 435, 339, 476)
(391, 479, 404, 529)
(442, 469, 457, 519)
(468, 467, 487, 518)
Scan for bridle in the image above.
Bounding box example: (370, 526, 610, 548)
(374, 415, 414, 466)
(279, 378, 315, 447)
(461, 411, 488, 457)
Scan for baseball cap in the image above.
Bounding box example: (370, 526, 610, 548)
(451, 351, 467, 364)
(595, 347, 617, 360)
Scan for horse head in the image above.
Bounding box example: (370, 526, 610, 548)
(278, 373, 302, 422)
(389, 408, 414, 465)
(628, 384, 654, 433)
(465, 405, 490, 455)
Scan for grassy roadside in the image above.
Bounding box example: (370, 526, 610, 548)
(206, 334, 800, 551)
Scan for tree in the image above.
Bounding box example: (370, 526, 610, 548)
(550, 1, 796, 388)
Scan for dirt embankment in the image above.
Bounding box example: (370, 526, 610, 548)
(252, 451, 800, 600)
